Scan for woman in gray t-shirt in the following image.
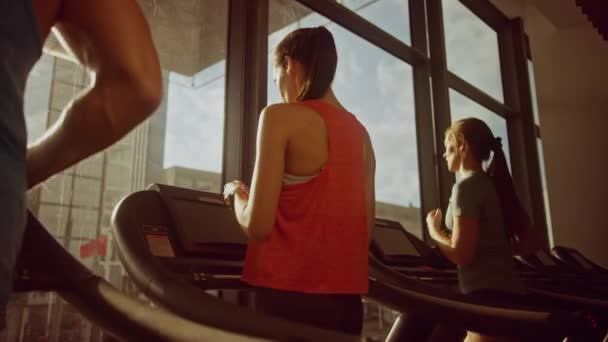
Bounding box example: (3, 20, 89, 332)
(426, 118, 532, 342)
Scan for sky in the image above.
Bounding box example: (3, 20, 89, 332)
(24, 0, 518, 210)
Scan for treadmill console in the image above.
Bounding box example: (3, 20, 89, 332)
(372, 219, 425, 266)
(148, 183, 247, 259)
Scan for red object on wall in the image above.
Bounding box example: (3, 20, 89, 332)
(79, 235, 108, 258)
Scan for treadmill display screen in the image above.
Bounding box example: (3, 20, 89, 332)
(142, 224, 175, 257)
(145, 234, 176, 257)
(374, 226, 421, 257)
(168, 198, 247, 257)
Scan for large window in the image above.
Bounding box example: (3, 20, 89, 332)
(269, 0, 422, 239)
(18, 1, 229, 340)
(443, 0, 503, 102)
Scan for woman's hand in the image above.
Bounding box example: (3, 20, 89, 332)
(426, 208, 444, 241)
(223, 180, 248, 207)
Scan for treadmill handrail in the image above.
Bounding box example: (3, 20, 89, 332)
(16, 211, 270, 342)
(367, 255, 589, 338)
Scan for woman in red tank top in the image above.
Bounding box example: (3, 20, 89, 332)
(223, 26, 375, 336)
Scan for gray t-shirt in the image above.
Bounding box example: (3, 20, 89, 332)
(446, 172, 524, 294)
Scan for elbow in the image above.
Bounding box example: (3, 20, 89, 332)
(124, 51, 164, 117)
(127, 70, 163, 119)
(98, 65, 163, 137)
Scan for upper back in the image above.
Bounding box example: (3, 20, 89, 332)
(281, 100, 366, 177)
(242, 100, 370, 293)
(281, 102, 328, 177)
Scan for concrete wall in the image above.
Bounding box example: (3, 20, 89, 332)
(491, 0, 608, 267)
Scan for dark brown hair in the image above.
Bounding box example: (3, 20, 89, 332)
(273, 26, 337, 101)
(445, 118, 531, 241)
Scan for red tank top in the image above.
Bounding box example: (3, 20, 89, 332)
(241, 100, 369, 294)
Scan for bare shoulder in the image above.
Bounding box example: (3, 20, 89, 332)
(263, 103, 316, 115)
(257, 104, 294, 135)
(261, 103, 320, 128)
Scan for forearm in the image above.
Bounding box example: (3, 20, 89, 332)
(233, 191, 253, 238)
(27, 73, 159, 188)
(430, 231, 460, 264)
(434, 240, 460, 264)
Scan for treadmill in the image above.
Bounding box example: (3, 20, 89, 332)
(552, 246, 608, 277)
(370, 219, 608, 340)
(110, 184, 594, 341)
(111, 183, 357, 341)
(515, 249, 608, 296)
(13, 211, 296, 341)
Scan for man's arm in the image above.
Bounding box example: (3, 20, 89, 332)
(28, 0, 162, 188)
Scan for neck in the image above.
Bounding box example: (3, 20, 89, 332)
(318, 89, 345, 110)
(457, 159, 483, 179)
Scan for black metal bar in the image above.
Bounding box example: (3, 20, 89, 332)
(447, 71, 513, 118)
(297, 0, 428, 66)
(511, 19, 549, 249)
(499, 18, 549, 249)
(223, 0, 247, 184)
(427, 0, 453, 212)
(241, 0, 268, 183)
(498, 17, 532, 218)
(458, 0, 508, 31)
(524, 33, 532, 60)
(223, 0, 268, 185)
(410, 0, 436, 241)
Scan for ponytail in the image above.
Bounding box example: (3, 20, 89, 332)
(487, 137, 531, 242)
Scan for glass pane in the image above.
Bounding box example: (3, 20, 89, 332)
(39, 173, 73, 205)
(164, 62, 226, 189)
(449, 89, 511, 171)
(74, 154, 104, 178)
(528, 60, 540, 125)
(69, 208, 99, 239)
(24, 53, 53, 143)
(443, 0, 503, 102)
(334, 0, 411, 44)
(72, 177, 101, 208)
(37, 204, 69, 236)
(537, 138, 553, 246)
(20, 1, 229, 340)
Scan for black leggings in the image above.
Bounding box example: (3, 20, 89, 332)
(254, 287, 363, 336)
